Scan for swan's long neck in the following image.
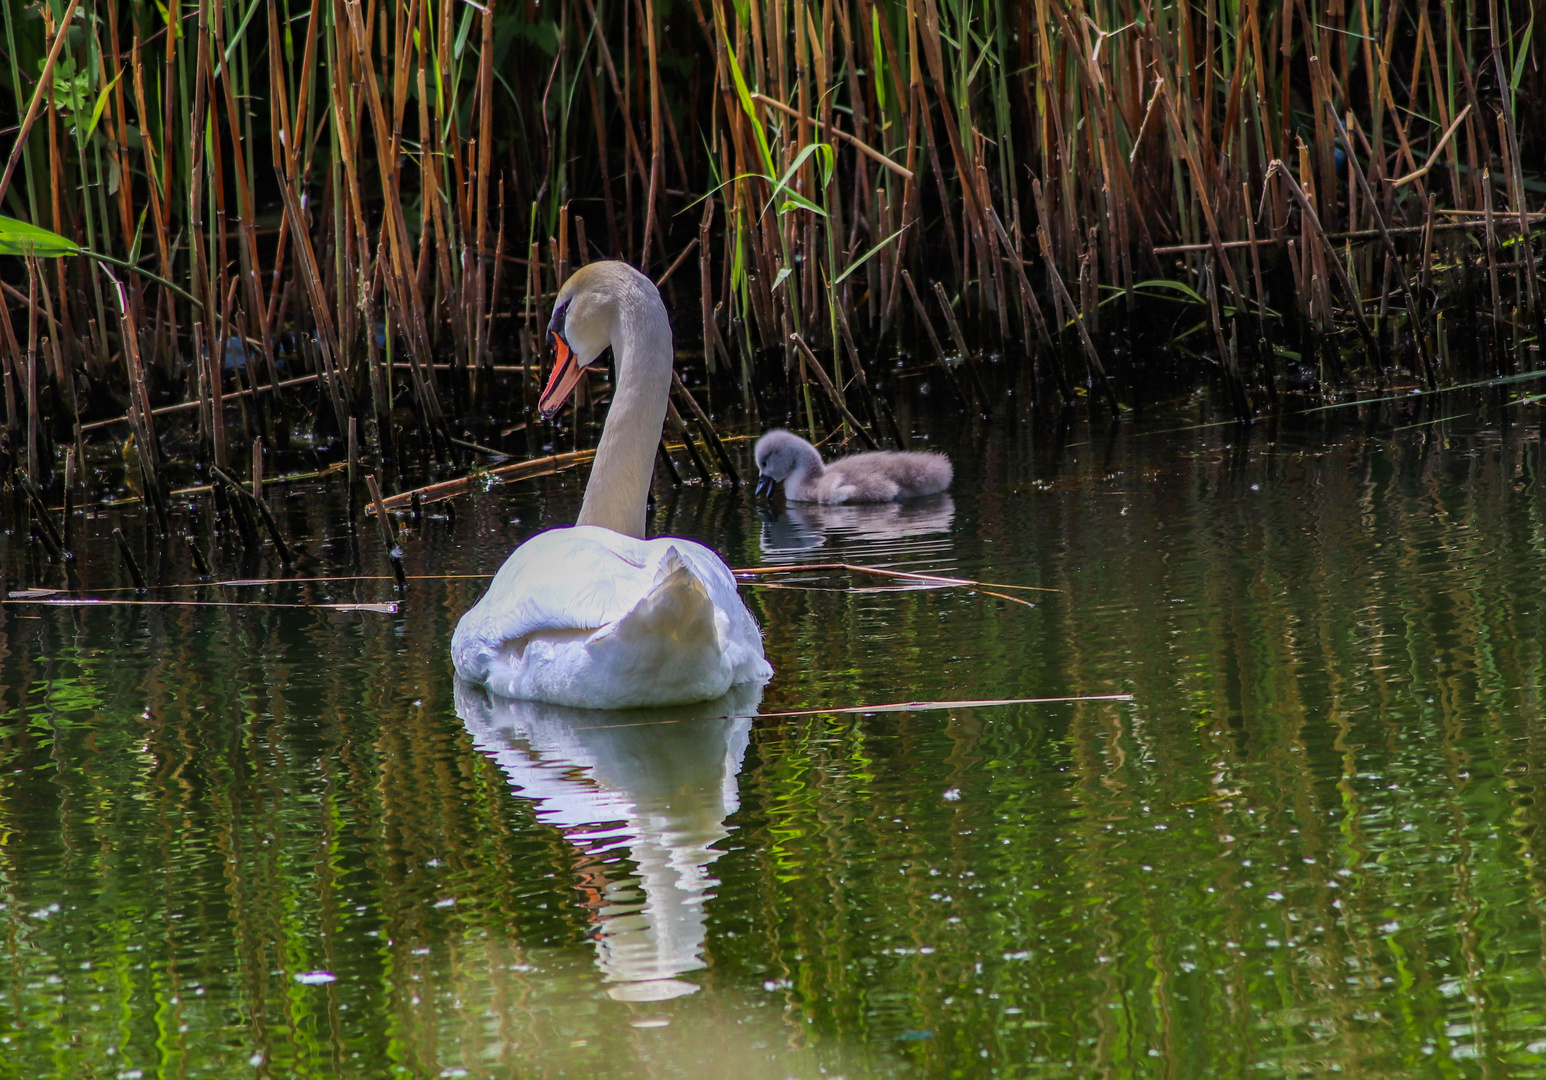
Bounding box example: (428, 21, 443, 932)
(575, 291, 673, 538)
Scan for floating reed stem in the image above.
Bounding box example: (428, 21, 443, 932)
(741, 695, 1136, 720)
(733, 562, 1059, 604)
(567, 694, 1137, 730)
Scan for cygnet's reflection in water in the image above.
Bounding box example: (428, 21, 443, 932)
(454, 679, 760, 1002)
(758, 493, 955, 562)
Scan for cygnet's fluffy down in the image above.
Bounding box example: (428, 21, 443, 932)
(754, 429, 952, 504)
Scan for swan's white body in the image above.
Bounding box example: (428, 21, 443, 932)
(451, 262, 771, 709)
(451, 526, 769, 709)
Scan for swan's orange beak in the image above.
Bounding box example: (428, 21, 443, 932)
(538, 332, 586, 419)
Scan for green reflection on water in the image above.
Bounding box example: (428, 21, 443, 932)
(5, 405, 1546, 1078)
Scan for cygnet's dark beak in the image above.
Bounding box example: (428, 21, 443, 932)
(754, 474, 776, 500)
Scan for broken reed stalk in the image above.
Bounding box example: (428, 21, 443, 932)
(1320, 102, 1436, 385)
(364, 472, 407, 588)
(0, 0, 81, 207)
(186, 535, 213, 580)
(251, 437, 264, 506)
(209, 466, 262, 553)
(930, 281, 973, 361)
(347, 417, 360, 534)
(900, 270, 971, 411)
(249, 491, 292, 565)
(1031, 179, 1119, 414)
(111, 527, 147, 593)
(667, 400, 716, 483)
(207, 463, 290, 565)
(657, 439, 684, 486)
(19, 474, 66, 560)
(77, 374, 322, 434)
(378, 448, 598, 510)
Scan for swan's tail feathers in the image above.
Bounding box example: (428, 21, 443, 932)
(591, 546, 722, 655)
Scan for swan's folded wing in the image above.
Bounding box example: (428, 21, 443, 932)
(451, 527, 659, 680)
(665, 538, 773, 684)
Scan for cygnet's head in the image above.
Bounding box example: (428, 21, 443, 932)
(754, 429, 823, 499)
(540, 261, 661, 418)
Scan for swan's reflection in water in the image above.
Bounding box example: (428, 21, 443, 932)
(759, 493, 955, 564)
(454, 679, 760, 1001)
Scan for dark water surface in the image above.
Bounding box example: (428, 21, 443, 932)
(7, 395, 1546, 1078)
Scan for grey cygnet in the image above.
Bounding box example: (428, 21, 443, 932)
(753, 429, 952, 504)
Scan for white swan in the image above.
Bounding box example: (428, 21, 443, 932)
(754, 428, 952, 504)
(451, 262, 771, 709)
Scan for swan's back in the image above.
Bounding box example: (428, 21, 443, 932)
(452, 526, 770, 709)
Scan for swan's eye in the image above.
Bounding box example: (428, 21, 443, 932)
(548, 298, 570, 337)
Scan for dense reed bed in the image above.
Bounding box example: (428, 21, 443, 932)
(0, 0, 1542, 522)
